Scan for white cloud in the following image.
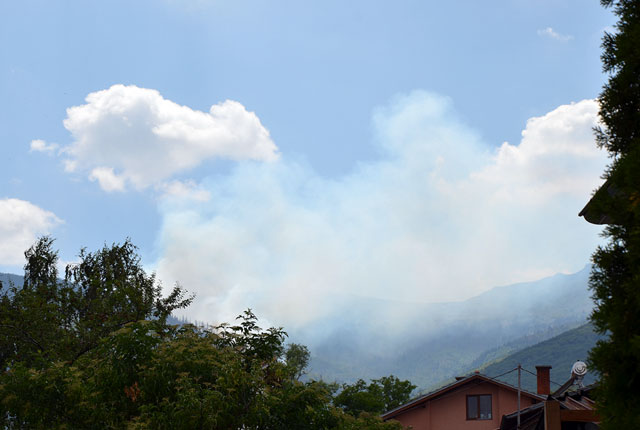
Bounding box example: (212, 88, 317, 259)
(537, 27, 574, 41)
(88, 167, 126, 192)
(154, 91, 607, 333)
(0, 199, 62, 265)
(474, 100, 603, 202)
(59, 84, 278, 192)
(29, 139, 59, 154)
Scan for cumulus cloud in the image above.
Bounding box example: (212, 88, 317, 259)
(29, 139, 59, 154)
(0, 199, 62, 266)
(154, 91, 607, 333)
(537, 27, 574, 41)
(88, 167, 126, 192)
(59, 84, 278, 192)
(475, 100, 603, 202)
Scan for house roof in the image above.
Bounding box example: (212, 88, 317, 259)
(499, 402, 545, 430)
(579, 177, 616, 225)
(382, 372, 544, 421)
(499, 380, 598, 430)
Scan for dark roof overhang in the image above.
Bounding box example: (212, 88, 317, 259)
(381, 373, 544, 421)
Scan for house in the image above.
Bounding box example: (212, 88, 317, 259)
(499, 365, 599, 430)
(382, 368, 550, 430)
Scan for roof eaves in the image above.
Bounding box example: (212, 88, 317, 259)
(382, 373, 543, 420)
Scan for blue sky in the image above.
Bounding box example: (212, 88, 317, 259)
(1, 1, 614, 327)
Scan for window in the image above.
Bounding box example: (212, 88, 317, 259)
(466, 394, 492, 420)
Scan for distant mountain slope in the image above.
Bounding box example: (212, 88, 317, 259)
(476, 323, 605, 392)
(304, 266, 594, 389)
(4, 268, 597, 392)
(0, 272, 24, 288)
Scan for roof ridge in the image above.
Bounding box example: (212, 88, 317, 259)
(382, 372, 543, 420)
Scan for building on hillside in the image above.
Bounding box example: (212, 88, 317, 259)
(500, 362, 599, 430)
(381, 368, 549, 430)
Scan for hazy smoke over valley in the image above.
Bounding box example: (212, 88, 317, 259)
(154, 91, 607, 345)
(2, 87, 608, 386)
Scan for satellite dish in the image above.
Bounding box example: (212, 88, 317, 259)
(572, 361, 587, 377)
(571, 361, 587, 388)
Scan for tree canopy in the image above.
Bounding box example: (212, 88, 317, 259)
(0, 237, 192, 370)
(334, 376, 416, 416)
(0, 238, 408, 429)
(586, 1, 640, 428)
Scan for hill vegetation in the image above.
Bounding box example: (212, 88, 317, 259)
(2, 266, 596, 393)
(0, 238, 408, 429)
(305, 267, 594, 390)
(475, 323, 605, 392)
(0, 272, 22, 288)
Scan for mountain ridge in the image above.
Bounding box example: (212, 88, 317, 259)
(2, 266, 596, 392)
(474, 322, 602, 393)
(301, 265, 594, 389)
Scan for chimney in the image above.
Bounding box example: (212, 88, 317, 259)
(536, 365, 552, 395)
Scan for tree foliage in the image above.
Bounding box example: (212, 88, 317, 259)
(285, 343, 310, 380)
(334, 376, 416, 416)
(587, 1, 640, 428)
(0, 237, 192, 370)
(0, 238, 406, 429)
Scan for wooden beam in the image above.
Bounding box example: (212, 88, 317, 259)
(560, 409, 599, 423)
(544, 401, 561, 430)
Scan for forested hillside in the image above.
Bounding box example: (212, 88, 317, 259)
(0, 272, 23, 288)
(476, 323, 604, 392)
(305, 267, 594, 389)
(2, 266, 595, 392)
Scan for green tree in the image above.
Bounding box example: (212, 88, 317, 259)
(0, 237, 192, 370)
(284, 343, 310, 380)
(0, 238, 192, 428)
(0, 238, 406, 429)
(334, 376, 415, 416)
(375, 375, 417, 412)
(583, 1, 640, 428)
(0, 237, 70, 369)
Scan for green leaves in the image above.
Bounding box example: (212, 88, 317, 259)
(596, 1, 640, 156)
(0, 239, 408, 429)
(334, 376, 415, 416)
(285, 343, 310, 380)
(586, 1, 640, 428)
(0, 238, 193, 371)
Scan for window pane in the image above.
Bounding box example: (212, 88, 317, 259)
(467, 396, 478, 419)
(479, 395, 492, 419)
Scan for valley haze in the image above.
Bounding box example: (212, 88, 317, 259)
(0, 264, 594, 390)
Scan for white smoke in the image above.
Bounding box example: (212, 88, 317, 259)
(154, 91, 607, 330)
